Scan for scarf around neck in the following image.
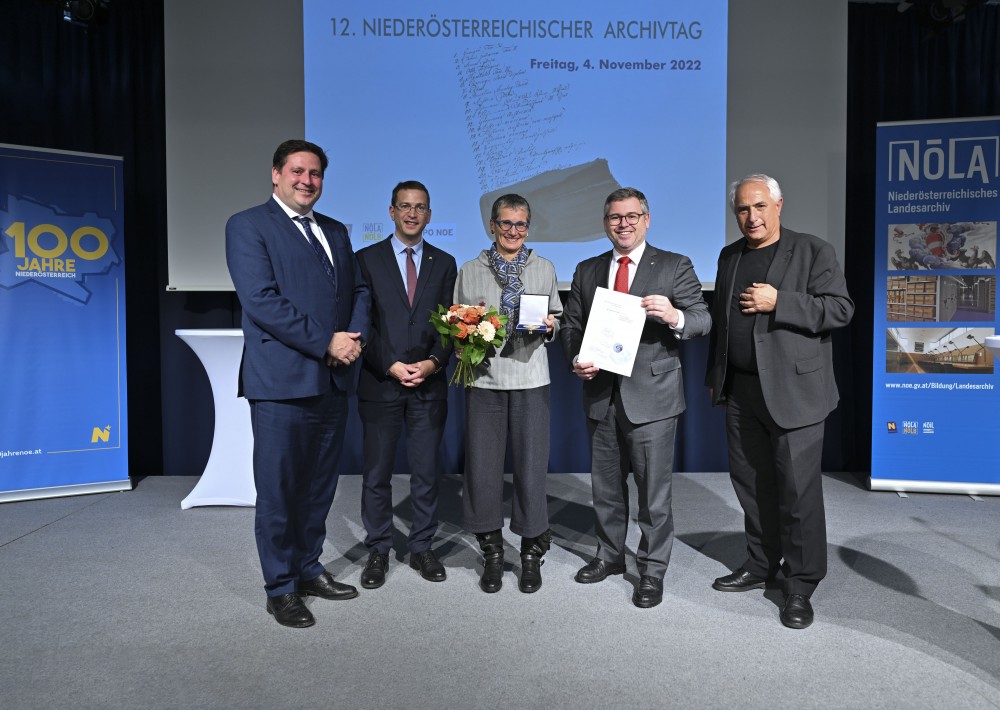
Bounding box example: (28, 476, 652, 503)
(486, 243, 529, 335)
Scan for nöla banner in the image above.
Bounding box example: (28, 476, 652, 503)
(872, 117, 1000, 495)
(0, 144, 130, 502)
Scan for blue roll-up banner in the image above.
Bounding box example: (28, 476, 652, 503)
(0, 144, 130, 502)
(872, 118, 1000, 495)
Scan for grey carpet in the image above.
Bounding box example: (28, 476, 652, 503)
(2, 472, 999, 709)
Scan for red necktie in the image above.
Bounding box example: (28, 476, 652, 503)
(614, 256, 630, 293)
(405, 247, 417, 306)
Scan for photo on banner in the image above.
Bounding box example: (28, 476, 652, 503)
(871, 117, 1000, 493)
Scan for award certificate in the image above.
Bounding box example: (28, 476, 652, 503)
(577, 287, 645, 377)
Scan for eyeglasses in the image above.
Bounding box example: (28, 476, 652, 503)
(605, 212, 646, 226)
(394, 202, 429, 215)
(493, 219, 530, 234)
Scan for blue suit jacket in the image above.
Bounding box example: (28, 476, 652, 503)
(225, 198, 370, 400)
(355, 236, 457, 402)
(705, 227, 854, 429)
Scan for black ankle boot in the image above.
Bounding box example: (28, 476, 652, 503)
(475, 530, 504, 593)
(518, 529, 552, 594)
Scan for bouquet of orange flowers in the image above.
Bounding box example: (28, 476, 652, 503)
(431, 302, 508, 387)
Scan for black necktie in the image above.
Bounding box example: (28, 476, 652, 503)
(294, 216, 336, 285)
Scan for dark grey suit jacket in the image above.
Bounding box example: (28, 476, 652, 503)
(355, 236, 457, 403)
(705, 227, 854, 429)
(561, 244, 711, 425)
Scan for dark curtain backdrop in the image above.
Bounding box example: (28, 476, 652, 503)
(845, 2, 1000, 475)
(1, 1, 168, 478)
(6, 3, 995, 479)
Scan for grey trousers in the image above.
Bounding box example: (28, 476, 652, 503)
(462, 385, 550, 538)
(588, 392, 678, 580)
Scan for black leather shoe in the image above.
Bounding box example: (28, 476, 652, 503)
(575, 558, 626, 584)
(266, 593, 315, 628)
(632, 575, 664, 608)
(360, 552, 389, 589)
(712, 568, 766, 593)
(780, 594, 814, 629)
(409, 550, 447, 582)
(298, 571, 359, 600)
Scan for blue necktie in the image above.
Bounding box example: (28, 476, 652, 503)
(295, 216, 336, 286)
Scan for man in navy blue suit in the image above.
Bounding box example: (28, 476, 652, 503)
(226, 140, 370, 628)
(355, 181, 457, 589)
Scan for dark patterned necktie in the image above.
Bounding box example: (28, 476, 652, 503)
(294, 216, 336, 285)
(405, 247, 417, 306)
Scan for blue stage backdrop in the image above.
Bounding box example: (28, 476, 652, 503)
(871, 117, 1000, 495)
(0, 144, 130, 502)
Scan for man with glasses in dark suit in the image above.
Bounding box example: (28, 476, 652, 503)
(355, 181, 457, 589)
(562, 187, 710, 609)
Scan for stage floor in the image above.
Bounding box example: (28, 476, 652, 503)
(3, 472, 999, 709)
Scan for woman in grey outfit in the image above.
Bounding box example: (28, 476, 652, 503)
(454, 193, 562, 594)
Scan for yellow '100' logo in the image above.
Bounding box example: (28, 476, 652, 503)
(5, 222, 109, 273)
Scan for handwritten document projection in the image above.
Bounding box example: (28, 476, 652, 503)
(304, 1, 727, 283)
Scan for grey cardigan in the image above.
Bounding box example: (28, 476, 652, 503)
(453, 249, 562, 390)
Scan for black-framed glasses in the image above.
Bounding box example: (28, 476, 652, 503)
(394, 202, 429, 214)
(493, 219, 530, 234)
(605, 212, 646, 226)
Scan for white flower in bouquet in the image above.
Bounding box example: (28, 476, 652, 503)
(476, 321, 496, 342)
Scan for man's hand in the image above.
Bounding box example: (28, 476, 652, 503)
(327, 331, 362, 366)
(573, 359, 600, 381)
(739, 283, 777, 314)
(708, 387, 727, 407)
(641, 294, 679, 327)
(388, 360, 435, 388)
(544, 314, 556, 333)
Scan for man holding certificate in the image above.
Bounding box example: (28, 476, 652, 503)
(561, 187, 710, 608)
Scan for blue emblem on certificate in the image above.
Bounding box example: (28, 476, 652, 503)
(577, 287, 644, 377)
(610, 342, 630, 365)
